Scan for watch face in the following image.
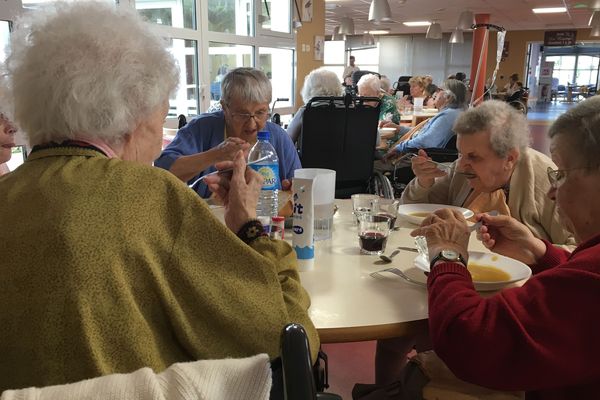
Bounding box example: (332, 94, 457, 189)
(441, 249, 459, 260)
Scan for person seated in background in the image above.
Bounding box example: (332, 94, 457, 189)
(402, 100, 575, 246)
(375, 100, 576, 388)
(0, 1, 318, 391)
(505, 80, 525, 104)
(358, 73, 402, 150)
(0, 112, 17, 176)
(155, 67, 300, 198)
(423, 83, 440, 108)
(503, 73, 520, 96)
(411, 96, 600, 399)
(380, 75, 394, 95)
(286, 67, 344, 144)
(397, 75, 427, 108)
(455, 71, 467, 82)
(382, 79, 467, 156)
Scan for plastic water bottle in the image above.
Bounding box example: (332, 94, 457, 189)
(248, 131, 280, 221)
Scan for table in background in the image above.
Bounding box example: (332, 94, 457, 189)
(399, 110, 437, 127)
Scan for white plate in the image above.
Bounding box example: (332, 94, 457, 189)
(397, 203, 474, 225)
(378, 127, 397, 135)
(414, 251, 532, 291)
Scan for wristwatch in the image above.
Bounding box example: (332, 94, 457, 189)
(430, 249, 467, 270)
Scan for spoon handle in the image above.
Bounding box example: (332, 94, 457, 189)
(388, 249, 401, 259)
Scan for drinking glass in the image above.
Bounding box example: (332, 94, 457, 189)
(358, 214, 391, 255)
(351, 194, 379, 224)
(376, 198, 400, 229)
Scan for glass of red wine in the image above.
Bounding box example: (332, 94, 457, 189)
(358, 214, 392, 255)
(376, 198, 400, 229)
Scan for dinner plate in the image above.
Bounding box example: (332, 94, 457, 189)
(414, 251, 532, 291)
(397, 203, 474, 225)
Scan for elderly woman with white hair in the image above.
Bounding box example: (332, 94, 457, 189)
(155, 67, 301, 198)
(0, 1, 317, 391)
(357, 73, 401, 125)
(286, 67, 343, 143)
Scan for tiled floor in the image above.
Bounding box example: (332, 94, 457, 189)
(319, 100, 577, 400)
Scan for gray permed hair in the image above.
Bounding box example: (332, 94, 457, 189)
(300, 67, 343, 104)
(5, 1, 179, 146)
(220, 67, 272, 107)
(549, 96, 600, 169)
(453, 100, 530, 157)
(441, 79, 467, 109)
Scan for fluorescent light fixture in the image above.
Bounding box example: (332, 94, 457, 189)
(367, 29, 391, 35)
(532, 7, 567, 14)
(403, 21, 431, 27)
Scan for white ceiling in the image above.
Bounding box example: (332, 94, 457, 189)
(325, 0, 600, 35)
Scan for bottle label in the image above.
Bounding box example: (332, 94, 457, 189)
(250, 163, 280, 190)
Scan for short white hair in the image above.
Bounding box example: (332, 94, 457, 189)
(5, 1, 179, 146)
(453, 100, 530, 156)
(357, 74, 381, 96)
(220, 67, 272, 107)
(300, 68, 343, 103)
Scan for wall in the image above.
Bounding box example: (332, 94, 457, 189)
(295, 0, 325, 109)
(486, 28, 597, 91)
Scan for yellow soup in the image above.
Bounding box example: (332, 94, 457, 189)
(409, 212, 431, 218)
(467, 263, 511, 282)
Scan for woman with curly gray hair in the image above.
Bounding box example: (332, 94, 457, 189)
(375, 100, 576, 387)
(286, 67, 343, 143)
(0, 1, 318, 391)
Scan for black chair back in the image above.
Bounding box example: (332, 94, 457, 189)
(299, 94, 381, 198)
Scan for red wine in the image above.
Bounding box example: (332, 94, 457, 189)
(359, 231, 388, 253)
(377, 212, 397, 229)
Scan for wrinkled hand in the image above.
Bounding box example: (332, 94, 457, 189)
(412, 149, 447, 188)
(411, 208, 470, 263)
(477, 213, 546, 264)
(378, 120, 400, 130)
(204, 151, 262, 233)
(216, 137, 251, 162)
(383, 147, 401, 162)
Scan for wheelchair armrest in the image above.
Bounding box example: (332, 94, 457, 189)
(317, 393, 342, 400)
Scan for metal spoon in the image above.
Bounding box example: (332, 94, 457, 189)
(379, 246, 418, 263)
(469, 210, 499, 232)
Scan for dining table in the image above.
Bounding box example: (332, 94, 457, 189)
(399, 110, 438, 127)
(297, 199, 489, 344)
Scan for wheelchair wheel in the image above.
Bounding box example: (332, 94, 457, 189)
(367, 171, 394, 199)
(509, 100, 527, 114)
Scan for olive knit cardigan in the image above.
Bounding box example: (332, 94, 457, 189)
(0, 146, 318, 391)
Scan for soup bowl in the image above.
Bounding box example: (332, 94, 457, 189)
(397, 203, 474, 225)
(414, 251, 532, 291)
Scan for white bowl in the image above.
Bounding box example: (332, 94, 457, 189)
(414, 251, 532, 291)
(397, 203, 474, 225)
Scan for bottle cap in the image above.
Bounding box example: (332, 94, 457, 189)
(257, 131, 270, 141)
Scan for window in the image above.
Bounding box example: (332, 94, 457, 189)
(351, 46, 379, 74)
(208, 0, 253, 36)
(259, 0, 291, 33)
(0, 20, 10, 63)
(259, 47, 294, 109)
(167, 39, 199, 117)
(136, 0, 196, 29)
(546, 55, 576, 85)
(208, 42, 253, 108)
(323, 40, 346, 81)
(576, 55, 599, 86)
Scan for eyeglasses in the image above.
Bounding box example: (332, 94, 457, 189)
(547, 166, 587, 189)
(229, 110, 271, 123)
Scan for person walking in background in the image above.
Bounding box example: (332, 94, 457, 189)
(343, 55, 359, 81)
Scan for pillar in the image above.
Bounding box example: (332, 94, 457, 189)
(469, 14, 490, 105)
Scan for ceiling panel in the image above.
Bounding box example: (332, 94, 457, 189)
(324, 0, 598, 35)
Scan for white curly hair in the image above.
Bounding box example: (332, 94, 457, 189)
(5, 1, 179, 146)
(300, 67, 343, 104)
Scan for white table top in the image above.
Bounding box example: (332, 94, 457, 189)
(299, 199, 487, 343)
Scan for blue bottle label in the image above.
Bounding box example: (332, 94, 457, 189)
(250, 163, 280, 190)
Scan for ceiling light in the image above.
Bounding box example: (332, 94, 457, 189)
(591, 24, 600, 37)
(449, 28, 464, 44)
(362, 33, 376, 45)
(367, 29, 391, 35)
(426, 22, 442, 39)
(457, 10, 474, 30)
(403, 21, 431, 27)
(339, 16, 355, 35)
(532, 7, 567, 14)
(369, 0, 392, 22)
(589, 10, 600, 26)
(331, 26, 345, 41)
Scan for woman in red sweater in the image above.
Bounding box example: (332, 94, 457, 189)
(412, 96, 600, 399)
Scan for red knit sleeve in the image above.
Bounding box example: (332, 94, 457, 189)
(529, 239, 570, 274)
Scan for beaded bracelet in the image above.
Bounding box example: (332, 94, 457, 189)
(237, 219, 267, 244)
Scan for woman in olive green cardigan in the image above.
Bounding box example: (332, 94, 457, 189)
(0, 2, 317, 392)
